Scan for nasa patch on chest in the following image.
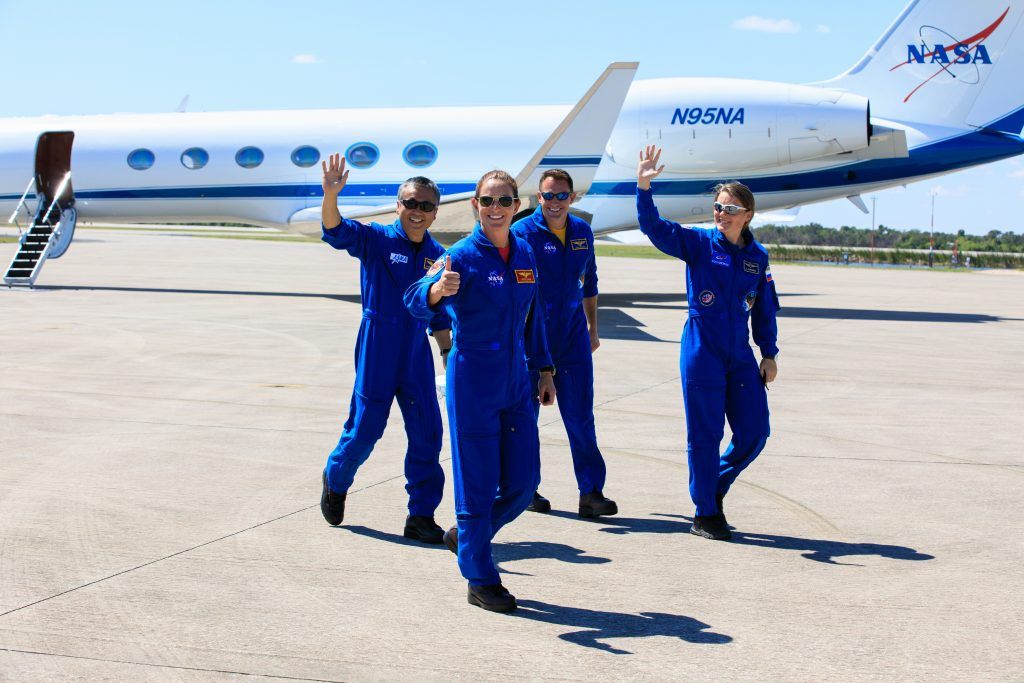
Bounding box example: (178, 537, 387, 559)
(543, 242, 558, 254)
(515, 269, 536, 284)
(389, 252, 409, 265)
(743, 260, 760, 274)
(711, 252, 731, 268)
(487, 271, 505, 286)
(570, 238, 589, 251)
(698, 290, 716, 306)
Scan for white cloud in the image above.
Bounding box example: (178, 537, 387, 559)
(291, 54, 321, 65)
(732, 16, 800, 33)
(816, 24, 831, 33)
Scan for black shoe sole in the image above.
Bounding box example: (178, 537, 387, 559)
(689, 525, 732, 541)
(403, 528, 445, 545)
(467, 593, 517, 612)
(527, 499, 552, 513)
(579, 503, 618, 519)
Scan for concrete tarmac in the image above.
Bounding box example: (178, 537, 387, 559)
(1, 229, 1022, 681)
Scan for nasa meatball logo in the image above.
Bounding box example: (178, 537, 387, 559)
(389, 252, 408, 265)
(743, 290, 757, 312)
(699, 290, 715, 306)
(544, 242, 557, 254)
(487, 271, 505, 287)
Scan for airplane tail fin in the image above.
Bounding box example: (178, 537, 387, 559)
(824, 0, 1024, 134)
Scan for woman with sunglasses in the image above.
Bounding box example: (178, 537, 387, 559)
(405, 169, 556, 612)
(318, 154, 452, 545)
(636, 145, 780, 541)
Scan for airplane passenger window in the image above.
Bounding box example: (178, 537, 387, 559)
(291, 145, 321, 168)
(181, 147, 209, 170)
(345, 143, 379, 169)
(235, 146, 264, 169)
(403, 141, 437, 168)
(127, 148, 155, 170)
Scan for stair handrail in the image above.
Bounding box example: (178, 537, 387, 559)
(40, 172, 72, 226)
(7, 177, 36, 231)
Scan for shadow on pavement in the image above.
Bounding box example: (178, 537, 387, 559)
(512, 600, 732, 654)
(341, 524, 448, 550)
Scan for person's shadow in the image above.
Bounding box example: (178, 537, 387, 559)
(512, 600, 731, 654)
(342, 526, 612, 574)
(550, 512, 934, 566)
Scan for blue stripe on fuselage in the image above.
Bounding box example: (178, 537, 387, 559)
(589, 128, 1024, 197)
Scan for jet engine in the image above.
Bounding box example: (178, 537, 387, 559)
(606, 78, 871, 174)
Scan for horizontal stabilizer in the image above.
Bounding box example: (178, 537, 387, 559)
(981, 105, 1024, 136)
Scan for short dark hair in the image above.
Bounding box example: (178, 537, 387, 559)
(539, 168, 574, 193)
(398, 176, 440, 203)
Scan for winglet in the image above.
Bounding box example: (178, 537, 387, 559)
(515, 62, 638, 195)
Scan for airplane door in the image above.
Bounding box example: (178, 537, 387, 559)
(35, 131, 75, 210)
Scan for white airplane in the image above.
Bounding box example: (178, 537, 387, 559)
(2, 0, 1023, 286)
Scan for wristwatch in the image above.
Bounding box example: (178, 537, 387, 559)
(539, 365, 556, 376)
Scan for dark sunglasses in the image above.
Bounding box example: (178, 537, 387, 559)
(540, 191, 571, 201)
(477, 195, 516, 208)
(400, 198, 437, 212)
(713, 202, 747, 215)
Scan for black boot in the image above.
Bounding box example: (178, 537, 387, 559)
(526, 491, 551, 513)
(690, 514, 732, 540)
(578, 490, 618, 518)
(403, 515, 445, 544)
(442, 525, 458, 555)
(320, 472, 346, 526)
(467, 583, 517, 612)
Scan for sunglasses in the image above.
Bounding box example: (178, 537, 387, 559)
(540, 191, 571, 201)
(477, 195, 516, 208)
(713, 202, 748, 215)
(400, 198, 437, 212)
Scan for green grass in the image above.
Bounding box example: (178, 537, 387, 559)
(594, 244, 674, 259)
(187, 233, 319, 243)
(0, 236, 18, 243)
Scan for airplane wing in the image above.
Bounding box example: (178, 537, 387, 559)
(286, 62, 637, 238)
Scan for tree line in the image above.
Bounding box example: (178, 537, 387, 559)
(752, 223, 1024, 253)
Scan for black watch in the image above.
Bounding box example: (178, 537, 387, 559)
(539, 365, 556, 376)
(762, 354, 776, 361)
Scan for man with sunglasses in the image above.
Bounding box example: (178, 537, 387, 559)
(318, 153, 452, 545)
(511, 169, 617, 518)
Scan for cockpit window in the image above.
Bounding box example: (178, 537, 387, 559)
(127, 148, 155, 170)
(291, 145, 321, 168)
(403, 141, 437, 168)
(346, 142, 380, 169)
(181, 147, 209, 170)
(235, 146, 264, 169)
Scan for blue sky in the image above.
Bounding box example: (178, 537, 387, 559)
(2, 0, 1021, 235)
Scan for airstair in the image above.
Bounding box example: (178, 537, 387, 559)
(4, 173, 75, 287)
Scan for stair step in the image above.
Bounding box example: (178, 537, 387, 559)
(6, 269, 34, 277)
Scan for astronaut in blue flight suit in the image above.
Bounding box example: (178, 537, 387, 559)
(636, 145, 780, 541)
(405, 170, 556, 613)
(511, 169, 617, 518)
(318, 153, 452, 545)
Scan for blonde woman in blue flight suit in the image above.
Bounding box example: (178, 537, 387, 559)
(636, 145, 780, 541)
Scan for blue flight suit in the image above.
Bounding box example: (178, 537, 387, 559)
(636, 188, 780, 517)
(405, 225, 552, 587)
(512, 208, 606, 495)
(322, 218, 449, 518)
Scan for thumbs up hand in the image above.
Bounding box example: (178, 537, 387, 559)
(428, 254, 460, 304)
